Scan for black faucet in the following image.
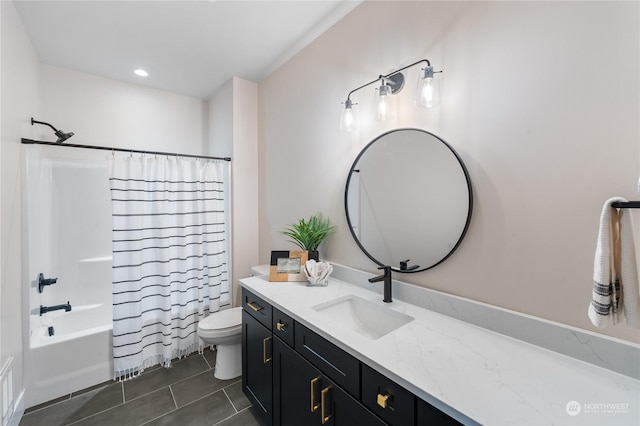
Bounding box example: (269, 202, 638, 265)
(399, 259, 419, 272)
(369, 266, 393, 303)
(40, 302, 71, 316)
(38, 273, 58, 293)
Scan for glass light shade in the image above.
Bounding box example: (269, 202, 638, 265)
(340, 99, 359, 132)
(416, 66, 440, 108)
(376, 84, 393, 121)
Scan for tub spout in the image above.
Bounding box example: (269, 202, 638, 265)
(38, 273, 58, 293)
(40, 302, 71, 316)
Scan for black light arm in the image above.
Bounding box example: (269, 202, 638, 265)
(344, 58, 432, 102)
(31, 117, 74, 143)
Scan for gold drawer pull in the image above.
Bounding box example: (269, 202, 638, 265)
(247, 301, 262, 312)
(263, 336, 272, 364)
(321, 386, 333, 424)
(310, 376, 320, 412)
(276, 321, 287, 332)
(377, 393, 389, 409)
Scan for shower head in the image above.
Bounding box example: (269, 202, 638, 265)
(54, 129, 75, 143)
(31, 117, 74, 143)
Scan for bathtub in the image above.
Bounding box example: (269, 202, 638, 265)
(26, 303, 114, 407)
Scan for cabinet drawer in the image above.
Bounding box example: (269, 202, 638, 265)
(272, 307, 294, 347)
(242, 288, 272, 329)
(362, 364, 415, 425)
(417, 397, 462, 425)
(294, 322, 360, 398)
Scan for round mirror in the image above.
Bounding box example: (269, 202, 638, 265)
(345, 128, 472, 273)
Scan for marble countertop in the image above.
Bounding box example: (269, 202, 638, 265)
(239, 274, 639, 425)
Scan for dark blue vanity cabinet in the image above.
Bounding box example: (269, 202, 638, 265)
(241, 288, 458, 426)
(242, 291, 273, 425)
(274, 337, 385, 426)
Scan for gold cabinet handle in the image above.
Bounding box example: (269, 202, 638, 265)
(377, 393, 390, 409)
(276, 321, 287, 332)
(247, 301, 262, 312)
(310, 377, 321, 412)
(321, 386, 333, 424)
(263, 336, 272, 363)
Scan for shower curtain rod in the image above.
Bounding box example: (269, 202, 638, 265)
(21, 138, 231, 162)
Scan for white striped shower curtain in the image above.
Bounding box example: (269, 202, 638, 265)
(110, 156, 230, 379)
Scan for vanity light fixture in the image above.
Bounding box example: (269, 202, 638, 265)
(416, 66, 440, 108)
(340, 99, 359, 132)
(340, 58, 441, 131)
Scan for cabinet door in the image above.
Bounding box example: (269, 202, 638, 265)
(242, 310, 273, 425)
(273, 337, 319, 426)
(324, 382, 386, 426)
(274, 337, 385, 426)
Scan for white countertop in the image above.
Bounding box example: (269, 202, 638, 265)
(239, 274, 640, 425)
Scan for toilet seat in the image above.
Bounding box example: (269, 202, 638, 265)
(197, 307, 242, 340)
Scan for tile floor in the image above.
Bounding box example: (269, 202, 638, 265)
(20, 349, 266, 426)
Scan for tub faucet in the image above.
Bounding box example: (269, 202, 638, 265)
(38, 273, 58, 293)
(369, 266, 393, 303)
(40, 302, 71, 316)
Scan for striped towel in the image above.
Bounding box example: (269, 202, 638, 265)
(589, 197, 640, 328)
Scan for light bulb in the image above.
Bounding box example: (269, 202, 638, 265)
(416, 66, 440, 108)
(376, 84, 393, 121)
(340, 99, 358, 132)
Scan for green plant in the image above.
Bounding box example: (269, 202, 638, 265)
(281, 215, 335, 252)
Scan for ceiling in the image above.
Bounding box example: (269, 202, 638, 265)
(13, 0, 360, 99)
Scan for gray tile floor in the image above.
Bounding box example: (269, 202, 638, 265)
(20, 349, 266, 426)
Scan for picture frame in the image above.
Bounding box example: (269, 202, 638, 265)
(269, 250, 309, 282)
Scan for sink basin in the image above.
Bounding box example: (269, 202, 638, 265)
(312, 295, 414, 339)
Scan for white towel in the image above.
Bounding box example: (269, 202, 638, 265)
(619, 204, 640, 327)
(589, 197, 640, 328)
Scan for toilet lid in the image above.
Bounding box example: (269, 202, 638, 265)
(199, 307, 242, 330)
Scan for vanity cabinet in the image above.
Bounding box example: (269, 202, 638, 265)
(362, 364, 415, 425)
(242, 291, 273, 425)
(241, 288, 456, 426)
(273, 337, 385, 426)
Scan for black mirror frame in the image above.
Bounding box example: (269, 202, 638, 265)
(344, 128, 473, 273)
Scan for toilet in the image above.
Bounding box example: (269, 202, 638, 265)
(198, 306, 242, 380)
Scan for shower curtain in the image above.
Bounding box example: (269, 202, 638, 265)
(110, 156, 230, 379)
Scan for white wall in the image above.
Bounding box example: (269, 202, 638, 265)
(1, 0, 43, 417)
(209, 79, 233, 159)
(231, 77, 259, 298)
(209, 77, 259, 304)
(259, 1, 640, 343)
(40, 64, 208, 154)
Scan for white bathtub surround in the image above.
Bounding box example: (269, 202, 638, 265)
(23, 147, 115, 407)
(240, 266, 639, 425)
(110, 156, 231, 379)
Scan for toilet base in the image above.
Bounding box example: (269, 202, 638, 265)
(214, 342, 242, 380)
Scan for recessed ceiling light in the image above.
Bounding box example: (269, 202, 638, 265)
(134, 69, 148, 77)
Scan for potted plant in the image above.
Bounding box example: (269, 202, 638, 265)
(281, 215, 335, 261)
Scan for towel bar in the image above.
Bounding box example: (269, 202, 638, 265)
(611, 201, 640, 208)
